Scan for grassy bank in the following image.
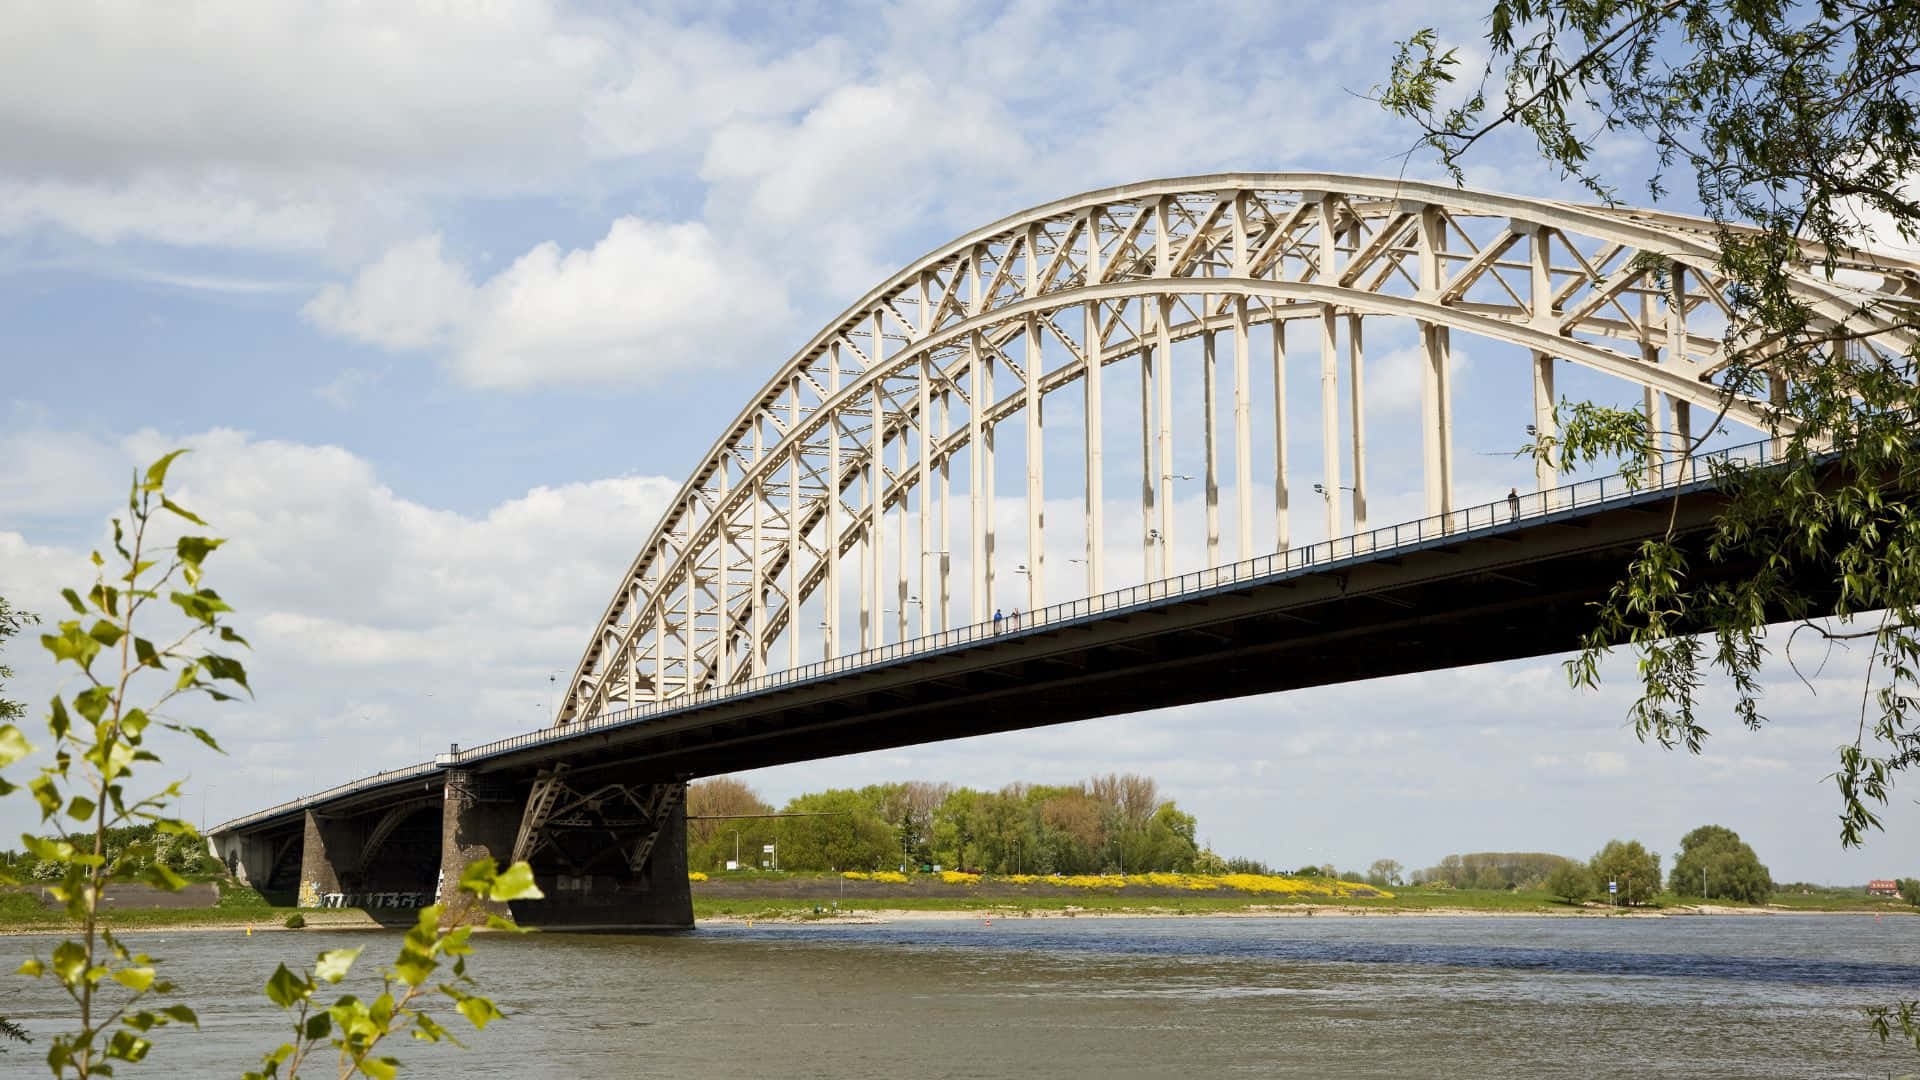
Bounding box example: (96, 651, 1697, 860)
(690, 873, 1920, 920)
(0, 882, 344, 933)
(3, 874, 1910, 930)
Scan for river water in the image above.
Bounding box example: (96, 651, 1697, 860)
(6, 914, 1919, 1077)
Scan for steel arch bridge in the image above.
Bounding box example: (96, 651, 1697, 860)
(556, 172, 1919, 730)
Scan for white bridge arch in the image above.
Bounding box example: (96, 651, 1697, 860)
(554, 172, 1920, 727)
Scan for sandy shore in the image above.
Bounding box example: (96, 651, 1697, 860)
(3, 902, 1897, 935)
(0, 909, 386, 936)
(696, 902, 1885, 925)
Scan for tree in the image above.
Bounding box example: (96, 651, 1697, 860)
(1669, 824, 1774, 903)
(1381, 0, 1920, 864)
(685, 777, 775, 871)
(1899, 878, 1920, 909)
(1545, 862, 1593, 904)
(1590, 840, 1662, 906)
(1367, 859, 1404, 888)
(776, 789, 896, 871)
(1379, 2, 1920, 1047)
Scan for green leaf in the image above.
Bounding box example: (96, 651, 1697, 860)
(263, 963, 310, 1008)
(302, 1010, 332, 1041)
(455, 992, 505, 1030)
(29, 775, 62, 817)
(42, 624, 100, 668)
(185, 725, 223, 752)
(160, 1004, 198, 1027)
(22, 834, 75, 862)
(17, 958, 44, 977)
(201, 652, 250, 691)
(0, 723, 32, 766)
(87, 619, 124, 648)
(74, 685, 113, 723)
(160, 496, 206, 525)
(490, 860, 544, 902)
(360, 1057, 400, 1080)
(51, 940, 88, 984)
(143, 449, 189, 492)
(138, 863, 187, 892)
(175, 535, 223, 568)
(314, 946, 362, 984)
(112, 965, 156, 992)
(65, 796, 96, 822)
(106, 1029, 153, 1062)
(392, 945, 436, 988)
(60, 588, 86, 615)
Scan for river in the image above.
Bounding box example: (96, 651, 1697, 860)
(6, 914, 1918, 1077)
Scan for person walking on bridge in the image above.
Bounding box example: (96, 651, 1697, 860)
(1507, 487, 1520, 523)
(993, 608, 1004, 631)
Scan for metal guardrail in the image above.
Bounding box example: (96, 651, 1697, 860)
(212, 436, 1785, 834)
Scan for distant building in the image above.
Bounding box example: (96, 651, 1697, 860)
(1868, 879, 1902, 897)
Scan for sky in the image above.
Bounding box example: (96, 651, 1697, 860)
(1, 0, 1915, 885)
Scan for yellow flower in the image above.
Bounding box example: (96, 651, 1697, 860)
(688, 871, 709, 882)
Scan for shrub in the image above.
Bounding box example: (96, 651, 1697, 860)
(283, 912, 306, 929)
(1545, 862, 1592, 904)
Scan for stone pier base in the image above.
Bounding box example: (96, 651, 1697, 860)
(437, 769, 519, 921)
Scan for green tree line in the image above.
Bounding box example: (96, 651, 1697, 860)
(1419, 826, 1778, 906)
(687, 773, 1205, 874)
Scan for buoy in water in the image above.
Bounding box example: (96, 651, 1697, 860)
(246, 924, 253, 937)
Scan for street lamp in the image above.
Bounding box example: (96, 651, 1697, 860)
(1311, 482, 1356, 500)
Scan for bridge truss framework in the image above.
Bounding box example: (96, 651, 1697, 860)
(550, 172, 1919, 727)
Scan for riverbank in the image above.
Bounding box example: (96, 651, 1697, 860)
(1, 874, 1908, 932)
(688, 871, 1909, 921)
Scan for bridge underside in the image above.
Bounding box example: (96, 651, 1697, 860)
(514, 485, 1831, 780)
(214, 771, 693, 930)
(214, 483, 1838, 929)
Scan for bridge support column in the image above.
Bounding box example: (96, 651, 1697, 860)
(211, 830, 280, 891)
(439, 769, 518, 922)
(296, 811, 364, 908)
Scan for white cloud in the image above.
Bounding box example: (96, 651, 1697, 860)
(304, 219, 793, 389)
(0, 175, 337, 252)
(1584, 750, 1629, 777)
(0, 425, 126, 518)
(1, 427, 681, 835)
(303, 236, 475, 351)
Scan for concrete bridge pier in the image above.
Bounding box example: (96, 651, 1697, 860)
(298, 810, 365, 907)
(438, 769, 519, 920)
(210, 829, 286, 893)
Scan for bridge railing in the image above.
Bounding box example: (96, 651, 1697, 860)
(212, 435, 1784, 834)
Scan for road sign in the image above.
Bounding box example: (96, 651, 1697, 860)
(763, 844, 775, 853)
(1609, 880, 1617, 893)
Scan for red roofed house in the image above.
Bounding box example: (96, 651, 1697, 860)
(1868, 880, 1902, 898)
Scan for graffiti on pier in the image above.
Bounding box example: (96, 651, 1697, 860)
(298, 882, 433, 910)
